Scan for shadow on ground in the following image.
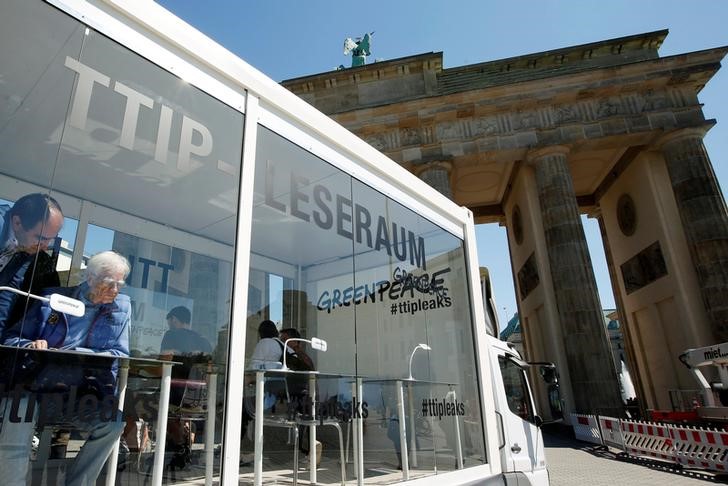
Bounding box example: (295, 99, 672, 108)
(542, 423, 728, 484)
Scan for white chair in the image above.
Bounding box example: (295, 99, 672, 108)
(244, 374, 346, 486)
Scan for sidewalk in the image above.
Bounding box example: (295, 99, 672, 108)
(543, 427, 724, 485)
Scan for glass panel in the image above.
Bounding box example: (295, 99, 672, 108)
(499, 357, 535, 422)
(1, 3, 243, 485)
(352, 179, 485, 479)
(243, 125, 357, 478)
(0, 1, 83, 332)
(244, 124, 486, 483)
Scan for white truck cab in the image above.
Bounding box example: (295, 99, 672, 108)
(489, 337, 554, 485)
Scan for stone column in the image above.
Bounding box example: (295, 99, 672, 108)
(528, 146, 623, 416)
(658, 128, 728, 342)
(595, 211, 646, 414)
(413, 161, 453, 199)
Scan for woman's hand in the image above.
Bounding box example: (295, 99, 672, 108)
(27, 340, 48, 349)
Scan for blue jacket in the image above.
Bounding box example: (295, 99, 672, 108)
(0, 204, 60, 336)
(3, 283, 131, 392)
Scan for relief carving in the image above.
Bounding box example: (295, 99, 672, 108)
(472, 117, 498, 136)
(436, 121, 461, 140)
(640, 89, 669, 112)
(512, 111, 539, 130)
(400, 127, 421, 146)
(596, 98, 622, 118)
(554, 105, 580, 124)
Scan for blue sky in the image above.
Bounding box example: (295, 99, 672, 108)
(156, 0, 728, 329)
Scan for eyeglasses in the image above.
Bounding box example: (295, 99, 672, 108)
(97, 277, 126, 289)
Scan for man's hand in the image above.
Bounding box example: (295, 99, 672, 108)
(28, 340, 48, 349)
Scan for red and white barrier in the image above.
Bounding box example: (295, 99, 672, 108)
(669, 425, 728, 472)
(620, 419, 675, 462)
(598, 416, 624, 450)
(572, 413, 728, 473)
(571, 413, 602, 446)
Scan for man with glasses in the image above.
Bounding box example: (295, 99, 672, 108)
(0, 250, 131, 486)
(0, 193, 64, 336)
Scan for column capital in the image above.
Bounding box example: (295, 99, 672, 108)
(411, 160, 453, 177)
(653, 126, 712, 150)
(525, 145, 570, 165)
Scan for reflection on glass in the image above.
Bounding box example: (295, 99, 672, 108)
(245, 125, 486, 483)
(0, 2, 243, 485)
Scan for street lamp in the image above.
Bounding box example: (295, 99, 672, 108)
(408, 343, 431, 380)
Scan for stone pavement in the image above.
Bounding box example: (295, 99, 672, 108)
(543, 429, 725, 485)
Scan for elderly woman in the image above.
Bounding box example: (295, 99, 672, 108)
(0, 250, 131, 486)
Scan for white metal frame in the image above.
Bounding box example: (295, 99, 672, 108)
(38, 0, 503, 483)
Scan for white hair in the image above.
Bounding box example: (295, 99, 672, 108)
(86, 251, 130, 280)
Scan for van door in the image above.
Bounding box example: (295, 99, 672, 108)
(495, 351, 545, 476)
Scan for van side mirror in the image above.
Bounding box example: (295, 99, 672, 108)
(534, 415, 544, 428)
(539, 364, 558, 384)
(528, 361, 563, 421)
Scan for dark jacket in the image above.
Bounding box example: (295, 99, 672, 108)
(0, 206, 60, 336)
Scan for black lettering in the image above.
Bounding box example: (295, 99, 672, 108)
(375, 216, 392, 256)
(66, 385, 79, 418)
(317, 291, 331, 313)
(24, 393, 36, 422)
(430, 267, 450, 293)
(353, 285, 364, 305)
(392, 223, 407, 262)
(157, 262, 173, 291)
(355, 204, 373, 247)
(336, 195, 353, 239)
(331, 288, 342, 308)
(290, 174, 310, 222)
(410, 233, 426, 270)
(377, 281, 390, 299)
(361, 401, 369, 419)
(342, 286, 353, 306)
(265, 163, 286, 213)
(138, 257, 155, 288)
(364, 282, 379, 303)
(9, 385, 25, 423)
(389, 281, 401, 300)
(38, 392, 64, 426)
(313, 185, 333, 229)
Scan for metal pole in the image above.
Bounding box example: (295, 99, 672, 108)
(152, 363, 173, 486)
(309, 373, 317, 484)
(105, 359, 129, 486)
(407, 382, 418, 467)
(396, 380, 409, 480)
(205, 370, 217, 486)
(254, 371, 264, 486)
